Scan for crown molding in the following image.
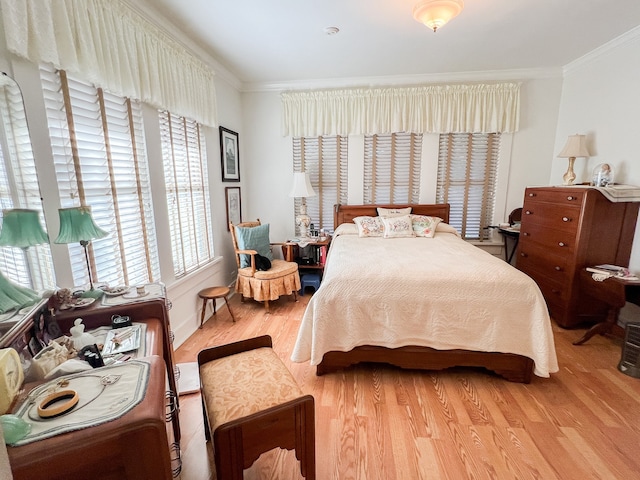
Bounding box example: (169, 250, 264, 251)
(563, 25, 640, 75)
(240, 67, 563, 93)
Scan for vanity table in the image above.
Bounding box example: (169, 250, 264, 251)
(8, 356, 174, 480)
(0, 289, 181, 479)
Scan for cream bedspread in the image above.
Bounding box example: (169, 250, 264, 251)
(291, 224, 559, 377)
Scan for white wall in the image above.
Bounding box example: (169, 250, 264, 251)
(241, 75, 564, 243)
(553, 28, 640, 272)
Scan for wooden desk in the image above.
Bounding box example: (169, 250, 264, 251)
(573, 270, 640, 345)
(8, 355, 175, 480)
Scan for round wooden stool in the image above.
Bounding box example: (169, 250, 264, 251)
(198, 286, 235, 328)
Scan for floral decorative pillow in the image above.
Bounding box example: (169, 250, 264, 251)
(353, 216, 384, 237)
(377, 207, 412, 217)
(411, 215, 441, 238)
(381, 215, 415, 238)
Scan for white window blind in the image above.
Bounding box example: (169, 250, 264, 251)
(0, 74, 55, 290)
(159, 110, 214, 277)
(41, 65, 160, 288)
(436, 133, 501, 240)
(293, 136, 348, 233)
(364, 133, 422, 204)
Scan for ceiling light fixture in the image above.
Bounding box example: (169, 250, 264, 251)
(324, 26, 340, 36)
(412, 0, 464, 32)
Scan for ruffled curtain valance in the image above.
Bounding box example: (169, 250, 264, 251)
(1, 0, 218, 127)
(282, 83, 520, 137)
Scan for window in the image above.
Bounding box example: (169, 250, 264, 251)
(436, 133, 501, 240)
(0, 75, 55, 290)
(159, 110, 214, 277)
(41, 65, 160, 288)
(364, 132, 422, 204)
(293, 136, 348, 233)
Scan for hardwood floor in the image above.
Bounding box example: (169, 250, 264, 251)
(174, 293, 640, 480)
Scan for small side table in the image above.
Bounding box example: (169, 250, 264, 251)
(498, 226, 520, 264)
(198, 286, 235, 328)
(282, 237, 331, 276)
(574, 270, 640, 345)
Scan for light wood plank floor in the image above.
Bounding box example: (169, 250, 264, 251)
(174, 293, 640, 480)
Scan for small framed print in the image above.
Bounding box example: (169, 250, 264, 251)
(225, 187, 241, 229)
(220, 126, 240, 182)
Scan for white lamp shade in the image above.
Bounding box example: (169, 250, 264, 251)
(289, 172, 316, 198)
(558, 134, 590, 158)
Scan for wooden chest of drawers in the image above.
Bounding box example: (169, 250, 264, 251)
(516, 186, 639, 328)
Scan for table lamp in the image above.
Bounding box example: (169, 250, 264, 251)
(289, 172, 316, 239)
(558, 134, 590, 186)
(54, 206, 108, 298)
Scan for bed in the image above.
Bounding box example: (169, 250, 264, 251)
(290, 204, 558, 383)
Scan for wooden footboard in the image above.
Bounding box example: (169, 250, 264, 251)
(316, 345, 534, 383)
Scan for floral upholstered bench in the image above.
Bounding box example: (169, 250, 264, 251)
(197, 335, 315, 479)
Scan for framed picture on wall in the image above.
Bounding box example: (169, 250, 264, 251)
(220, 126, 240, 182)
(225, 187, 242, 229)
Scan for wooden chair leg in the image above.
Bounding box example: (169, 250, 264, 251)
(264, 300, 270, 313)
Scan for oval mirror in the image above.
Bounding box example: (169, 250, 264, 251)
(0, 72, 54, 345)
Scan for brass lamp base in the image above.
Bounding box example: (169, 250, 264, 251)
(562, 156, 576, 185)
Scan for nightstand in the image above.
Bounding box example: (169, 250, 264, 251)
(282, 237, 331, 277)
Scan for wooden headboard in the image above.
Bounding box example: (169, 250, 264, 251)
(333, 203, 450, 229)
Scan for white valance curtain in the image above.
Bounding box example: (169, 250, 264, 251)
(1, 0, 218, 127)
(282, 83, 520, 137)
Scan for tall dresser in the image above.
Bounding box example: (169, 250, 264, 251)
(516, 186, 639, 328)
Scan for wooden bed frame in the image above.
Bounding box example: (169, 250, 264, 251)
(317, 203, 535, 383)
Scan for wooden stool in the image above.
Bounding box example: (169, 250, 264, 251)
(198, 286, 235, 328)
(198, 336, 315, 479)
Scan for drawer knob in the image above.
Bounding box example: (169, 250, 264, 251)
(562, 216, 570, 222)
(528, 193, 536, 197)
(520, 252, 527, 257)
(555, 266, 561, 271)
(567, 196, 575, 201)
(558, 242, 565, 247)
(523, 232, 529, 236)
(551, 289, 560, 294)
(525, 210, 532, 215)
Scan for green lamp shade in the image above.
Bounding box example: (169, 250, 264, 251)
(0, 271, 39, 313)
(0, 209, 49, 248)
(54, 206, 108, 244)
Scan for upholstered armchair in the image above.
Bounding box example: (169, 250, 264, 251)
(230, 220, 300, 312)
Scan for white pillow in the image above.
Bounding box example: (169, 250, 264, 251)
(334, 223, 358, 236)
(353, 216, 384, 237)
(376, 207, 412, 217)
(382, 215, 415, 238)
(410, 215, 442, 238)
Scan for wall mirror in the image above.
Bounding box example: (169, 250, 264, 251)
(0, 72, 54, 346)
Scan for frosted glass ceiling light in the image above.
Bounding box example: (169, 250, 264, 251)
(412, 0, 464, 32)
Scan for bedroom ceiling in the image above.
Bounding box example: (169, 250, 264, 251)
(138, 0, 640, 88)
